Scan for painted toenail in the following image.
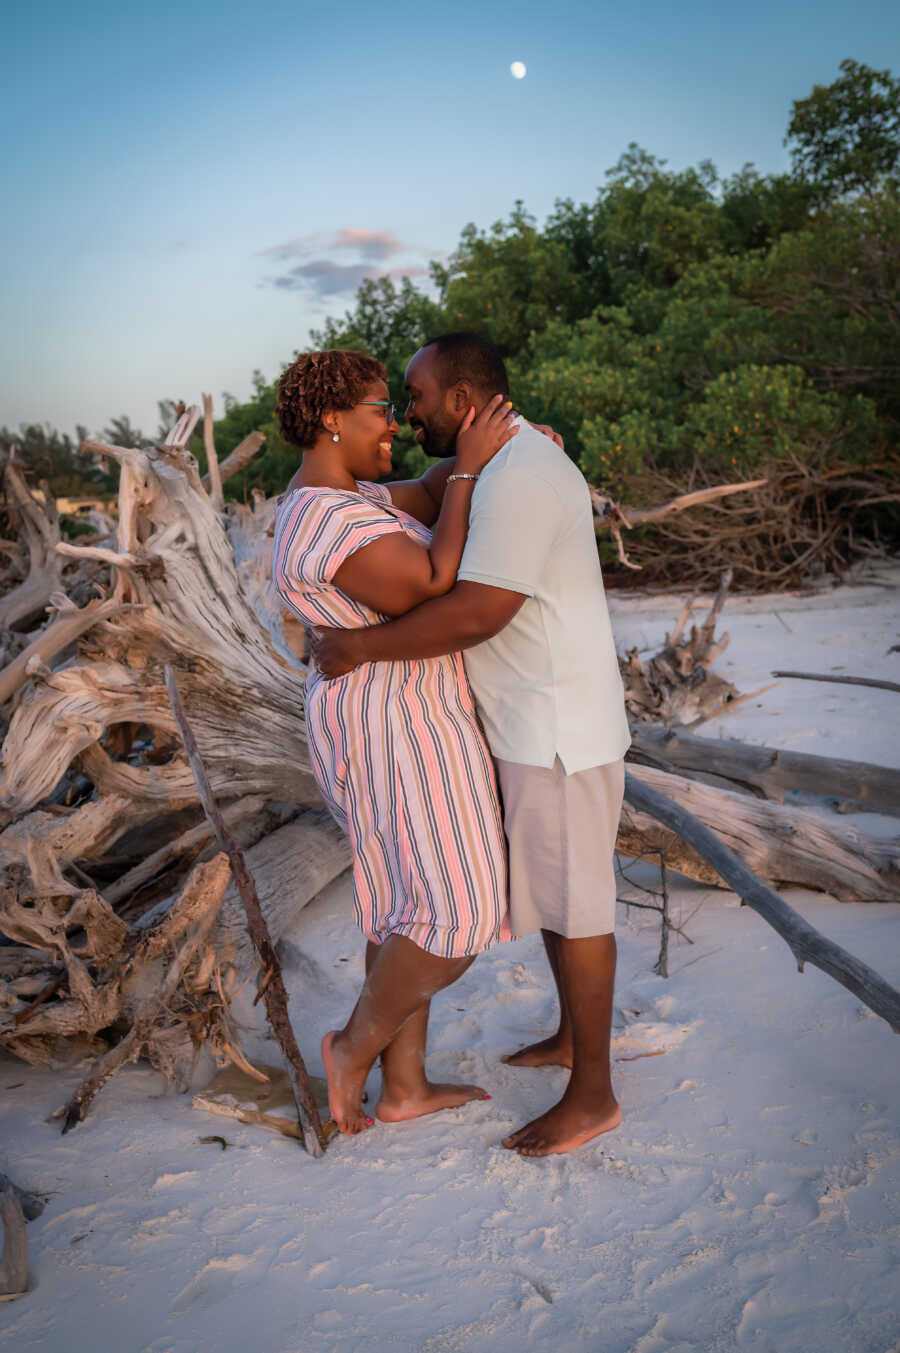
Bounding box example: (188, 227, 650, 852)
(365, 1117, 374, 1125)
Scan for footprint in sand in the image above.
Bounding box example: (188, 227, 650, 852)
(172, 1245, 269, 1311)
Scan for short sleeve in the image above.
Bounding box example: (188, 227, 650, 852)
(357, 479, 392, 505)
(457, 468, 563, 597)
(274, 490, 403, 590)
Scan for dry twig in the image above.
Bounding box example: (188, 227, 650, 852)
(164, 666, 327, 1157)
(771, 670, 900, 695)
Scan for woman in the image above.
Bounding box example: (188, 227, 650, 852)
(272, 349, 517, 1136)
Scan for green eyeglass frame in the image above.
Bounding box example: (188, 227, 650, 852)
(358, 399, 396, 424)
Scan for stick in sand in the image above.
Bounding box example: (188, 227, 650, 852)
(624, 773, 900, 1033)
(772, 670, 900, 695)
(164, 665, 328, 1157)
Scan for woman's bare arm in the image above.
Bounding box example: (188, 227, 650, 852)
(385, 458, 455, 525)
(333, 398, 516, 617)
(332, 478, 475, 616)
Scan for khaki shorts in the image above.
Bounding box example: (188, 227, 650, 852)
(495, 756, 624, 940)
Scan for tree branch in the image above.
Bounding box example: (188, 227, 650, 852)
(772, 670, 900, 695)
(623, 772, 900, 1032)
(164, 665, 327, 1156)
(201, 394, 224, 512)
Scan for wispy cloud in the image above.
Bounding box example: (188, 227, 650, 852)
(258, 226, 431, 297)
(330, 228, 406, 261)
(259, 227, 411, 263)
(269, 260, 380, 296)
(263, 259, 428, 298)
(258, 232, 323, 262)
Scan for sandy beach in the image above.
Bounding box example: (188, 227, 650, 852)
(2, 574, 899, 1353)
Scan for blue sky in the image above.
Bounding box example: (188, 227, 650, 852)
(2, 0, 897, 436)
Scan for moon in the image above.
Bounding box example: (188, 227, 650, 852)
(510, 61, 527, 80)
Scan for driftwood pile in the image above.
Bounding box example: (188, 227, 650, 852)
(594, 454, 900, 589)
(1, 405, 898, 1133)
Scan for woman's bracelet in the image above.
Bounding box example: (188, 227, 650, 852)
(446, 473, 479, 483)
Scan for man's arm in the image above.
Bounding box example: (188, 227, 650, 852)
(311, 580, 525, 675)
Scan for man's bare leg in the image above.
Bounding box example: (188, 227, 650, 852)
(360, 943, 489, 1122)
(501, 929, 573, 1068)
(502, 932, 620, 1157)
(322, 935, 480, 1134)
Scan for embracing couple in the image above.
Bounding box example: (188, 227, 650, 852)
(272, 334, 630, 1158)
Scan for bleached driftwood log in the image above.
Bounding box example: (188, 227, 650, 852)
(619, 570, 777, 726)
(624, 773, 900, 1032)
(59, 852, 233, 1130)
(200, 429, 266, 496)
(0, 411, 342, 1079)
(0, 596, 130, 706)
(591, 477, 768, 569)
(629, 725, 900, 815)
(214, 810, 350, 975)
(1, 416, 319, 824)
(2, 853, 220, 1072)
(225, 489, 308, 667)
(0, 809, 351, 1071)
(0, 462, 63, 632)
(622, 764, 900, 903)
(201, 393, 224, 512)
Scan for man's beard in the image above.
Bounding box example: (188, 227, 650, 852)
(420, 421, 458, 459)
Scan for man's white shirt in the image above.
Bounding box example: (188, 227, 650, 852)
(456, 419, 631, 774)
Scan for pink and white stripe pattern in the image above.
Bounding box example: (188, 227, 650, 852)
(273, 481, 508, 958)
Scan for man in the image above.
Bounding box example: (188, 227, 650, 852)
(312, 332, 631, 1157)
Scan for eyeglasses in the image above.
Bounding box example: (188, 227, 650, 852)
(358, 399, 395, 424)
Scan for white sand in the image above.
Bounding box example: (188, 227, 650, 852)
(2, 576, 899, 1353)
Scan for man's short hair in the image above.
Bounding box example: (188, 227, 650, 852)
(420, 332, 510, 398)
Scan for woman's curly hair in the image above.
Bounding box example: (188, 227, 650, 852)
(277, 350, 388, 449)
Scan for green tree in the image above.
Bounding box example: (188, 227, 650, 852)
(437, 203, 577, 352)
(0, 422, 118, 496)
(786, 58, 900, 199)
(682, 364, 877, 474)
(102, 414, 151, 449)
(718, 164, 815, 251)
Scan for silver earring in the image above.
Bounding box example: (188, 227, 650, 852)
(332, 432, 340, 443)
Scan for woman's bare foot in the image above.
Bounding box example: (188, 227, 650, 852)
(502, 1089, 621, 1157)
(321, 1031, 373, 1135)
(501, 1035, 573, 1069)
(376, 1081, 490, 1123)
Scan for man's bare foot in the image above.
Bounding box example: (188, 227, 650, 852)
(321, 1031, 373, 1135)
(376, 1081, 490, 1123)
(502, 1090, 621, 1157)
(501, 1035, 573, 1069)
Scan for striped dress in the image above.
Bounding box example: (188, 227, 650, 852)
(272, 480, 509, 958)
